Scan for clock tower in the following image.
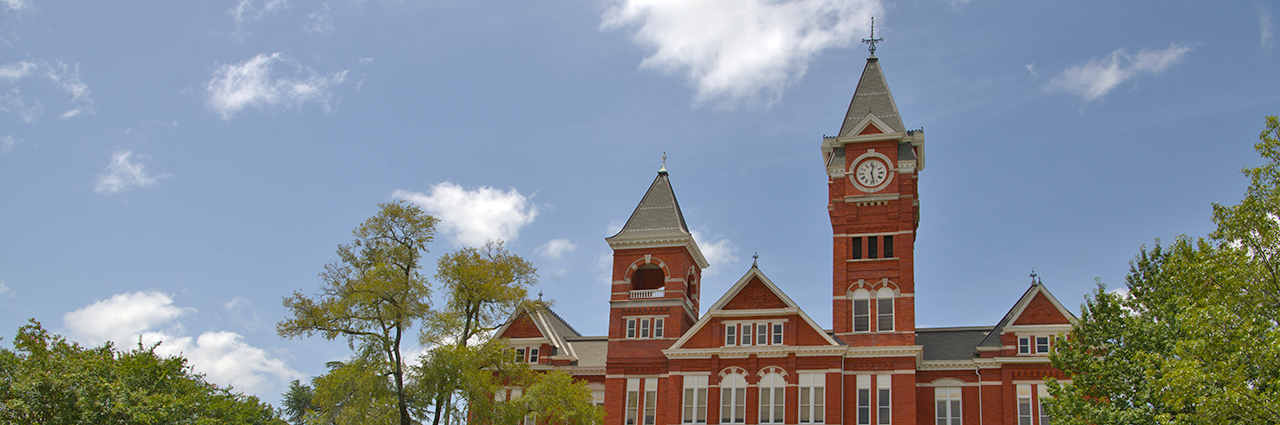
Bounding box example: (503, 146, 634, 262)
(822, 51, 925, 348)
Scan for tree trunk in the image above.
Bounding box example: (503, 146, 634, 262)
(394, 325, 411, 425)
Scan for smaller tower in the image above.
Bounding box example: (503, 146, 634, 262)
(602, 166, 708, 425)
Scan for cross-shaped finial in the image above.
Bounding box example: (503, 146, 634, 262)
(752, 252, 759, 268)
(659, 152, 668, 173)
(1030, 270, 1038, 286)
(862, 17, 883, 56)
(538, 290, 543, 301)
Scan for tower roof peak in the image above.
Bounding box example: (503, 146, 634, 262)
(837, 54, 903, 137)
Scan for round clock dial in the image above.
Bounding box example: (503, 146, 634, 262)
(855, 159, 888, 187)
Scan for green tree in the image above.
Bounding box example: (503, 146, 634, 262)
(0, 320, 285, 425)
(423, 241, 538, 425)
(281, 379, 318, 425)
(278, 201, 439, 425)
(1045, 116, 1280, 424)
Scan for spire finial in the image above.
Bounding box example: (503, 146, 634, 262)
(538, 290, 543, 301)
(862, 17, 884, 56)
(659, 152, 667, 173)
(1030, 270, 1038, 286)
(752, 252, 759, 268)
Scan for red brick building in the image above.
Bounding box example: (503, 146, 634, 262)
(496, 52, 1074, 425)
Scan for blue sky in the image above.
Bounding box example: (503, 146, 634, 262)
(1, 0, 1276, 403)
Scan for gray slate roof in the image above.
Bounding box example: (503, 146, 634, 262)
(838, 57, 904, 137)
(916, 327, 990, 360)
(565, 337, 607, 368)
(606, 171, 691, 242)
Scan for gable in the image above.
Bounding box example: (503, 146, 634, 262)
(1011, 292, 1071, 325)
(858, 124, 884, 135)
(721, 277, 788, 310)
(500, 314, 543, 338)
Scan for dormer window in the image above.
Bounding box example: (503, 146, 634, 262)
(1018, 335, 1053, 355)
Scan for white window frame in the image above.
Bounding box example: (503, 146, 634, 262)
(682, 375, 708, 424)
(798, 373, 824, 424)
(1038, 385, 1051, 425)
(627, 319, 637, 339)
(853, 289, 871, 332)
(627, 378, 640, 425)
(528, 347, 539, 363)
(720, 372, 747, 424)
(772, 323, 783, 345)
(644, 378, 658, 425)
(876, 287, 895, 332)
(857, 375, 871, 425)
(1018, 384, 1033, 425)
(1035, 336, 1051, 354)
(1018, 336, 1030, 354)
(641, 318, 651, 338)
(725, 324, 737, 346)
(758, 372, 785, 424)
(935, 387, 962, 425)
(655, 318, 665, 338)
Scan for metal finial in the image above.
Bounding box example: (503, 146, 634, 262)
(538, 290, 543, 301)
(862, 17, 884, 56)
(1030, 270, 1038, 286)
(659, 152, 667, 173)
(752, 252, 759, 268)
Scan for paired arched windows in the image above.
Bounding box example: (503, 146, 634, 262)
(719, 372, 747, 424)
(758, 371, 785, 424)
(852, 287, 895, 332)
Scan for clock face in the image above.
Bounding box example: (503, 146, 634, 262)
(855, 159, 888, 187)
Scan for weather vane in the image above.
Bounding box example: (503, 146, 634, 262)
(660, 152, 667, 173)
(862, 17, 883, 56)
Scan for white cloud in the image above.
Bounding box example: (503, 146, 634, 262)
(205, 52, 349, 120)
(305, 3, 334, 34)
(1, 0, 30, 12)
(95, 150, 165, 194)
(595, 250, 615, 285)
(536, 238, 577, 259)
(1, 135, 15, 153)
(63, 291, 193, 345)
(0, 59, 93, 121)
(1024, 63, 1037, 77)
(1044, 43, 1190, 102)
(0, 279, 13, 298)
(393, 183, 538, 247)
(602, 0, 883, 107)
(1261, 6, 1274, 49)
(229, 0, 288, 24)
(691, 230, 739, 276)
(63, 291, 303, 396)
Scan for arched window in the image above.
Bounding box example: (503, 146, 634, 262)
(720, 372, 747, 424)
(852, 288, 871, 332)
(758, 372, 785, 424)
(633, 264, 665, 291)
(876, 287, 895, 332)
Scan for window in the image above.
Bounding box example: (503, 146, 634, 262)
(720, 373, 746, 424)
(868, 236, 879, 259)
(877, 376, 890, 425)
(758, 372, 785, 423)
(772, 324, 783, 344)
(682, 375, 708, 424)
(799, 373, 824, 424)
(627, 319, 637, 338)
(744, 324, 754, 345)
(1018, 337, 1030, 354)
(857, 375, 871, 425)
(852, 237, 863, 259)
(641, 319, 651, 338)
(627, 379, 640, 425)
(1036, 336, 1051, 354)
(655, 318, 665, 338)
(725, 324, 737, 346)
(1018, 385, 1033, 425)
(883, 235, 894, 258)
(1038, 385, 1052, 425)
(528, 348, 539, 363)
(644, 378, 657, 425)
(935, 387, 961, 425)
(516, 348, 526, 362)
(877, 287, 895, 332)
(757, 324, 768, 346)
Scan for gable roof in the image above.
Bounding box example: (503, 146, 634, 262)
(838, 57, 905, 137)
(495, 306, 583, 360)
(978, 280, 1077, 347)
(915, 326, 989, 360)
(668, 265, 840, 350)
